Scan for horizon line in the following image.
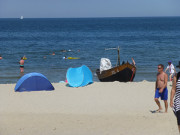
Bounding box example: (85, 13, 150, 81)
(0, 15, 180, 19)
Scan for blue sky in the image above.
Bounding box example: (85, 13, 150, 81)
(0, 0, 180, 18)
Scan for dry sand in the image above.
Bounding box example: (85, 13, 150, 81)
(0, 81, 179, 135)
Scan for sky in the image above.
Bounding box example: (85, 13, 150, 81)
(0, 0, 180, 18)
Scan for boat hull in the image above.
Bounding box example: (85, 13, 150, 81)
(96, 63, 136, 82)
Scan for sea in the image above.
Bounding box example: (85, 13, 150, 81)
(0, 17, 180, 84)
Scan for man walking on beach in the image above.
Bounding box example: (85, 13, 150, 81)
(154, 64, 168, 113)
(19, 57, 25, 73)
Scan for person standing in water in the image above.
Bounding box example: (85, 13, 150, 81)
(19, 57, 25, 73)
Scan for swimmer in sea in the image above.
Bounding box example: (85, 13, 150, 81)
(63, 56, 67, 59)
(60, 50, 67, 52)
(0, 55, 2, 60)
(19, 57, 25, 73)
(23, 55, 27, 60)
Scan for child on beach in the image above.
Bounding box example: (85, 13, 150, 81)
(165, 61, 176, 81)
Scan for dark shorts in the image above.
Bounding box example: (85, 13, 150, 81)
(154, 87, 168, 100)
(175, 111, 180, 125)
(20, 65, 24, 68)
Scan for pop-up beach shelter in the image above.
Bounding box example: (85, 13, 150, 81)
(15, 72, 54, 92)
(66, 65, 93, 87)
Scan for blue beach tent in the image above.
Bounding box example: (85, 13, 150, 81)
(15, 72, 54, 92)
(66, 65, 93, 87)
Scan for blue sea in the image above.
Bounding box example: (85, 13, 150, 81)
(0, 17, 180, 84)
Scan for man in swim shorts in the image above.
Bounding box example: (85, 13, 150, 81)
(154, 64, 168, 113)
(19, 57, 24, 73)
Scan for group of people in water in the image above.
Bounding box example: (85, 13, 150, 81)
(17, 49, 80, 73)
(154, 61, 180, 132)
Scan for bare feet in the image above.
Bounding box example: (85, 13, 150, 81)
(157, 108, 162, 112)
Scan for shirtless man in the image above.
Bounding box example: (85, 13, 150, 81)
(19, 57, 25, 73)
(154, 64, 168, 113)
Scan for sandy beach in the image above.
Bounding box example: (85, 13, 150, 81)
(0, 81, 178, 135)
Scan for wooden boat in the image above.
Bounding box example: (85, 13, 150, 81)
(96, 47, 136, 82)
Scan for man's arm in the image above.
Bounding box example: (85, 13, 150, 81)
(165, 67, 168, 72)
(155, 75, 158, 92)
(164, 73, 168, 88)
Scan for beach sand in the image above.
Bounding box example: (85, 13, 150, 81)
(0, 81, 178, 135)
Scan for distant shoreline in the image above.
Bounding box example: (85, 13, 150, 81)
(0, 16, 180, 19)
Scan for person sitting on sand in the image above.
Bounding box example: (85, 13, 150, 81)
(165, 61, 176, 81)
(154, 64, 168, 113)
(19, 57, 25, 73)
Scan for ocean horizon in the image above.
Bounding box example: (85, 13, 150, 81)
(0, 17, 180, 84)
(1, 16, 180, 18)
